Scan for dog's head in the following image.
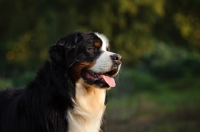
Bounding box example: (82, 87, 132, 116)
(49, 32, 122, 89)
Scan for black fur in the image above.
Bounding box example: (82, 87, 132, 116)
(0, 32, 104, 132)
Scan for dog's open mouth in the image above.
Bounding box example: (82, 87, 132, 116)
(81, 67, 119, 88)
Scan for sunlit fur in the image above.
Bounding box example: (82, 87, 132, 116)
(67, 33, 115, 132)
(68, 79, 106, 132)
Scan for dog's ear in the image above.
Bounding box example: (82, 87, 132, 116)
(49, 32, 81, 68)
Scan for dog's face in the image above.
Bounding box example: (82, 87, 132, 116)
(50, 32, 122, 89)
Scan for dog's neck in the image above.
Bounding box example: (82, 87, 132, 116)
(67, 79, 106, 132)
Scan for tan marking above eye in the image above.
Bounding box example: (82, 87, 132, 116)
(94, 41, 101, 48)
(106, 45, 110, 51)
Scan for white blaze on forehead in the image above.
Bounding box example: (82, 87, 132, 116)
(94, 32, 109, 51)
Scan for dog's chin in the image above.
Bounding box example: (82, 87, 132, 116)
(81, 66, 120, 89)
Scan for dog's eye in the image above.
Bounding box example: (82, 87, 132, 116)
(87, 47, 97, 53)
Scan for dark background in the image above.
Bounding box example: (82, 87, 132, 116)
(0, 0, 200, 131)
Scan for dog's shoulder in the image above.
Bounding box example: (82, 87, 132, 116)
(0, 88, 23, 100)
(0, 89, 24, 108)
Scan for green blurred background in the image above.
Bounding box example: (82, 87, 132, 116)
(0, 0, 200, 131)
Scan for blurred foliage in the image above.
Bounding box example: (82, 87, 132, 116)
(140, 42, 200, 80)
(0, 78, 13, 90)
(12, 71, 36, 88)
(1, 0, 200, 78)
(0, 1, 200, 131)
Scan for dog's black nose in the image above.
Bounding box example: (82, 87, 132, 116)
(110, 54, 122, 65)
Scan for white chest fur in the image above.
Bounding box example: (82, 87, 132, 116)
(67, 79, 106, 132)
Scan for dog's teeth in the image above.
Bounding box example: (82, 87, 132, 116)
(88, 70, 100, 78)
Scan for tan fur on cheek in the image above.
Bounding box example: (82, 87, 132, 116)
(69, 62, 95, 83)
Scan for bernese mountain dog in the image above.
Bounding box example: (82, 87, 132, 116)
(0, 32, 122, 132)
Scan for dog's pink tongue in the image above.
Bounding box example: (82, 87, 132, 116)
(101, 75, 116, 87)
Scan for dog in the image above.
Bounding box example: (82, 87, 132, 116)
(0, 32, 122, 132)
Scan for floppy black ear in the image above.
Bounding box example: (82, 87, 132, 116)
(49, 32, 81, 68)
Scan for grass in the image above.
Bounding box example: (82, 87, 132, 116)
(105, 89, 200, 132)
